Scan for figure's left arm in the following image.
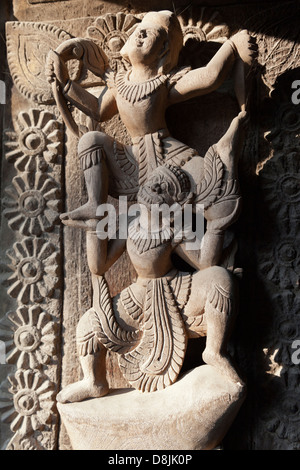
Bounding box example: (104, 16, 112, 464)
(168, 30, 257, 105)
(175, 228, 226, 271)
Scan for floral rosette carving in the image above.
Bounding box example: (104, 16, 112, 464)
(0, 306, 57, 369)
(265, 104, 300, 151)
(86, 12, 141, 71)
(259, 151, 300, 221)
(258, 220, 300, 290)
(260, 388, 300, 449)
(262, 292, 300, 368)
(0, 370, 55, 437)
(3, 172, 61, 237)
(5, 109, 62, 172)
(3, 238, 60, 304)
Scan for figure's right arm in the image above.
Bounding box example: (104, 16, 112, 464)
(64, 79, 118, 122)
(46, 49, 118, 124)
(86, 230, 127, 277)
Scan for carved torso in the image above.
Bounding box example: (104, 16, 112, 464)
(116, 88, 169, 138)
(107, 68, 190, 139)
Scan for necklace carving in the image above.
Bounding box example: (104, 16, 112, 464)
(116, 70, 169, 104)
(128, 218, 173, 254)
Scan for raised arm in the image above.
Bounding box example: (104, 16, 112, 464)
(86, 229, 127, 277)
(168, 30, 257, 105)
(46, 39, 118, 134)
(63, 79, 117, 123)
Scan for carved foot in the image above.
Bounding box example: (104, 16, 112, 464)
(60, 218, 99, 230)
(216, 110, 248, 157)
(60, 201, 99, 222)
(56, 379, 109, 403)
(202, 349, 244, 387)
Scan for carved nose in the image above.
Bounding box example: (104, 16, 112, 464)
(138, 30, 146, 39)
(151, 183, 162, 194)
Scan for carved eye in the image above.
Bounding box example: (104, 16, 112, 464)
(138, 29, 147, 39)
(160, 182, 167, 192)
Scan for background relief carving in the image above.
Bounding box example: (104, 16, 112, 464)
(0, 0, 299, 451)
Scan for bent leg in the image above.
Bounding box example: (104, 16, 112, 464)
(185, 266, 243, 384)
(60, 131, 113, 222)
(57, 309, 109, 403)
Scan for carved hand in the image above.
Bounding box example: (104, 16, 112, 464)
(231, 30, 258, 66)
(46, 50, 69, 88)
(205, 198, 241, 233)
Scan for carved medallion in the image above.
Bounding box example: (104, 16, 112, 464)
(3, 172, 61, 236)
(0, 306, 57, 369)
(86, 13, 141, 71)
(5, 109, 62, 172)
(0, 370, 56, 437)
(3, 238, 60, 304)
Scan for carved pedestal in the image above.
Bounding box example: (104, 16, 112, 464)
(57, 365, 245, 450)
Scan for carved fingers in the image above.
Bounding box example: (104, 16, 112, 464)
(231, 30, 258, 66)
(45, 50, 69, 87)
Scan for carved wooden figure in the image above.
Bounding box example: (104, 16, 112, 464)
(46, 10, 256, 217)
(2, 1, 299, 452)
(56, 111, 248, 403)
(45, 9, 257, 409)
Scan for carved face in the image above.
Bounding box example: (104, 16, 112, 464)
(121, 22, 168, 66)
(137, 170, 179, 208)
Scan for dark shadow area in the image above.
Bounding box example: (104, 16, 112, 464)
(223, 65, 300, 449)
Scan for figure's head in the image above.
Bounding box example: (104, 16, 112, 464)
(137, 164, 193, 208)
(121, 10, 183, 74)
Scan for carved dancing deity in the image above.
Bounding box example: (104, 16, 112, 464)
(45, 10, 257, 403)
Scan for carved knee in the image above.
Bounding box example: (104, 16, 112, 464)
(78, 131, 112, 170)
(76, 309, 100, 356)
(210, 266, 233, 292)
(78, 131, 111, 155)
(206, 266, 235, 316)
(77, 309, 94, 338)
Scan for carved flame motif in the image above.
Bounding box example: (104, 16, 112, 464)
(6, 22, 72, 103)
(119, 277, 187, 393)
(177, 6, 229, 45)
(91, 274, 187, 393)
